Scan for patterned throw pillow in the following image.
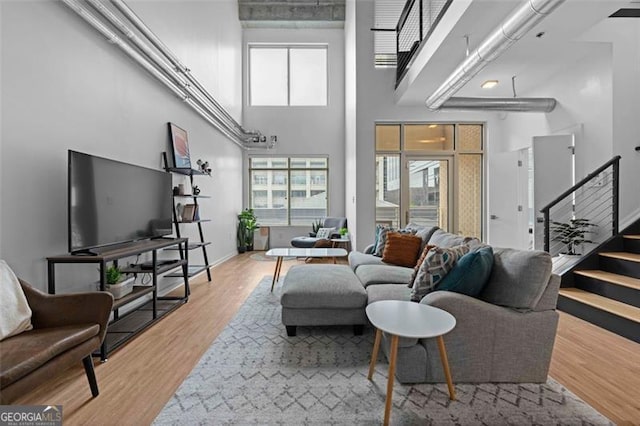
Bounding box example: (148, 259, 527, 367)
(410, 244, 470, 302)
(381, 232, 423, 268)
(315, 227, 335, 239)
(374, 226, 394, 256)
(408, 244, 436, 288)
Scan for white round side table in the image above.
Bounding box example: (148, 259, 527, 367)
(366, 300, 457, 426)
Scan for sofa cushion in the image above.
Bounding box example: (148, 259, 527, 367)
(281, 265, 367, 309)
(479, 248, 552, 310)
(356, 265, 414, 287)
(0, 324, 99, 387)
(348, 251, 385, 271)
(436, 246, 494, 297)
(412, 226, 440, 252)
(0, 260, 33, 341)
(428, 229, 480, 249)
(382, 232, 422, 268)
(373, 225, 394, 256)
(410, 245, 470, 302)
(366, 283, 411, 304)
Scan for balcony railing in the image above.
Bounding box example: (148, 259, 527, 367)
(396, 0, 453, 85)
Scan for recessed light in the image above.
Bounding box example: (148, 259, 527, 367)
(428, 124, 438, 128)
(481, 80, 499, 89)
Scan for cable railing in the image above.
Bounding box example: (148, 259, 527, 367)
(396, 0, 452, 85)
(540, 156, 620, 258)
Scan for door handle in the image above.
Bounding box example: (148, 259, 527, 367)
(490, 214, 498, 220)
(536, 217, 545, 223)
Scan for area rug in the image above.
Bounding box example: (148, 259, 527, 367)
(154, 276, 611, 425)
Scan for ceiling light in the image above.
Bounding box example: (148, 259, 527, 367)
(428, 124, 438, 128)
(481, 80, 499, 89)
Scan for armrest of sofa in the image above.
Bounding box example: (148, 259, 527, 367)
(20, 280, 114, 343)
(420, 290, 558, 382)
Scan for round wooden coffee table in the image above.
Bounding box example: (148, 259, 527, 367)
(366, 300, 456, 426)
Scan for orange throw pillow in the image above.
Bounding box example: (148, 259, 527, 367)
(382, 232, 423, 268)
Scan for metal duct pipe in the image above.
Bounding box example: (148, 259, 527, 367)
(425, 0, 565, 110)
(110, 0, 256, 140)
(440, 97, 557, 112)
(60, 0, 251, 149)
(85, 0, 248, 142)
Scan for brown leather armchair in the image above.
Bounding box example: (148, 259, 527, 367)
(0, 280, 113, 404)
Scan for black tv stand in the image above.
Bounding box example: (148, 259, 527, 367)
(47, 237, 190, 361)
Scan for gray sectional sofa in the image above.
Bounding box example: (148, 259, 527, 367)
(281, 227, 561, 384)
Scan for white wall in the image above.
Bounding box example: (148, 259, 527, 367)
(243, 28, 346, 248)
(499, 19, 640, 232)
(351, 0, 500, 250)
(0, 0, 244, 291)
(498, 45, 613, 182)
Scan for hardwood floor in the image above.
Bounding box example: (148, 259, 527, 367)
(12, 253, 640, 425)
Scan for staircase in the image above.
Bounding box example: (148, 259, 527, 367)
(558, 234, 640, 343)
(541, 156, 640, 343)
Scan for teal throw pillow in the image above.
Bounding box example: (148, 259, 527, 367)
(436, 246, 494, 297)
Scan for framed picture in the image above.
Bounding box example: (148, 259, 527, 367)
(168, 122, 191, 169)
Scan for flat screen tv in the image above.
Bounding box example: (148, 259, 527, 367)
(68, 150, 173, 254)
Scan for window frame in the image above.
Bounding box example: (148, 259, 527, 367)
(248, 44, 329, 107)
(249, 156, 330, 226)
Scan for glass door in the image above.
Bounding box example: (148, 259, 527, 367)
(403, 157, 452, 230)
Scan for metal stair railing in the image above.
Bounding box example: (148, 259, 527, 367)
(396, 0, 453, 86)
(540, 156, 621, 257)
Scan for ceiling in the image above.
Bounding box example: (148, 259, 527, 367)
(395, 0, 635, 105)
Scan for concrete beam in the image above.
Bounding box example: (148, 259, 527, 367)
(238, 0, 345, 22)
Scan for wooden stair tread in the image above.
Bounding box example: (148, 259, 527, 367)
(575, 270, 640, 291)
(559, 288, 640, 323)
(623, 235, 640, 240)
(599, 252, 640, 263)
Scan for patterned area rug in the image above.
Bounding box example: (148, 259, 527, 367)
(155, 276, 611, 425)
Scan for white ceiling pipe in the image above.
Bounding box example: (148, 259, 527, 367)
(85, 0, 249, 143)
(60, 0, 247, 149)
(425, 0, 565, 110)
(441, 97, 556, 112)
(110, 0, 257, 140)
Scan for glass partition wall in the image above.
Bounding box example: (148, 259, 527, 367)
(375, 123, 484, 239)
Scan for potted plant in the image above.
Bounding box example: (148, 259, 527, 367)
(237, 208, 259, 252)
(310, 218, 323, 237)
(105, 265, 134, 299)
(339, 227, 349, 239)
(550, 218, 597, 255)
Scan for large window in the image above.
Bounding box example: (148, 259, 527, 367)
(250, 157, 328, 225)
(249, 45, 328, 106)
(375, 123, 484, 238)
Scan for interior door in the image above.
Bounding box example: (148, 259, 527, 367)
(403, 157, 452, 230)
(533, 134, 574, 250)
(487, 149, 529, 249)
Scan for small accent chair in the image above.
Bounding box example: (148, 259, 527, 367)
(290, 217, 347, 248)
(0, 280, 113, 404)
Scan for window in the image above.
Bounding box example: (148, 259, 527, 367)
(375, 123, 484, 238)
(249, 45, 328, 106)
(249, 157, 329, 225)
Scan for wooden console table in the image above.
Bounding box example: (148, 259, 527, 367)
(47, 237, 190, 361)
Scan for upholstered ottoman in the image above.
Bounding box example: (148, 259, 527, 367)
(280, 264, 367, 336)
